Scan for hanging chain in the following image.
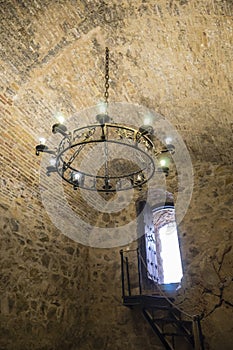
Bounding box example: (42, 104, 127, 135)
(104, 47, 109, 104)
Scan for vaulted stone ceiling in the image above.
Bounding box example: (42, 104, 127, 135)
(1, 0, 232, 166)
(0, 1, 233, 350)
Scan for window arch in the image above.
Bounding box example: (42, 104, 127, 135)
(152, 206, 183, 285)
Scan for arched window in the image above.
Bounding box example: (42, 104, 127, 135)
(138, 198, 183, 291)
(152, 206, 183, 285)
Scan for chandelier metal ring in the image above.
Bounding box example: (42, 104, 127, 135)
(54, 122, 156, 192)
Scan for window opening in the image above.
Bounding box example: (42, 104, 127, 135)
(145, 206, 183, 286)
(156, 220, 183, 284)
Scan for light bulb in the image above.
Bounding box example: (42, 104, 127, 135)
(165, 136, 172, 144)
(73, 172, 81, 181)
(49, 158, 56, 166)
(159, 159, 167, 167)
(98, 102, 107, 114)
(56, 113, 65, 124)
(39, 137, 46, 145)
(144, 114, 153, 125)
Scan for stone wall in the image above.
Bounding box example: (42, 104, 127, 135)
(0, 0, 233, 349)
(0, 201, 89, 350)
(82, 247, 165, 350)
(176, 162, 233, 350)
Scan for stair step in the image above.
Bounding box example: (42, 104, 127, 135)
(163, 332, 191, 337)
(123, 294, 174, 309)
(153, 318, 192, 326)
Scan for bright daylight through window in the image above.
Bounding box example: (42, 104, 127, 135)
(158, 221, 183, 284)
(151, 207, 183, 285)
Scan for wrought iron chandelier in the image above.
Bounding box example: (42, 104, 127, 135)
(35, 48, 174, 192)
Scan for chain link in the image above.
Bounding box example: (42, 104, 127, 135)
(104, 47, 109, 104)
